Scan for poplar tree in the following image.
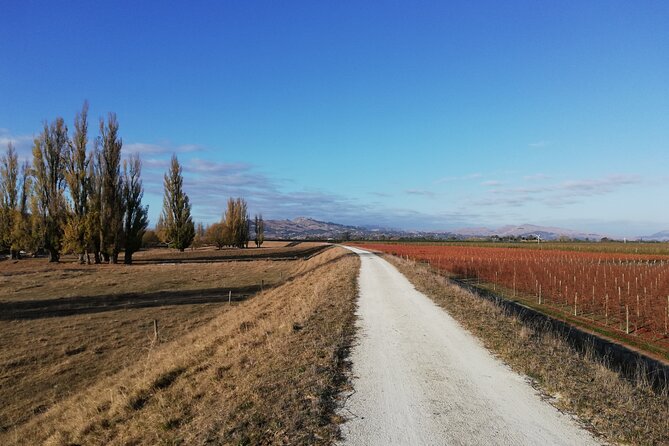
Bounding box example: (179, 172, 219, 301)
(242, 210, 250, 248)
(11, 160, 32, 258)
(32, 118, 68, 262)
(86, 147, 103, 263)
(254, 214, 264, 248)
(1, 143, 19, 256)
(63, 102, 90, 263)
(121, 153, 148, 264)
(223, 197, 249, 248)
(155, 213, 168, 243)
(99, 113, 124, 263)
(161, 155, 194, 251)
(193, 221, 205, 248)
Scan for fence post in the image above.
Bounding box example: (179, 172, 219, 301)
(666, 296, 669, 334)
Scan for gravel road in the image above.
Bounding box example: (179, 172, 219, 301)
(339, 246, 599, 445)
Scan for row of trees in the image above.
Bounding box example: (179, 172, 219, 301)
(1, 104, 267, 262)
(0, 103, 149, 263)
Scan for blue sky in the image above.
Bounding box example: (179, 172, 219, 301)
(1, 1, 667, 237)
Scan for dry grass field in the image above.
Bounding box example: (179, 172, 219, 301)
(0, 243, 359, 444)
(0, 242, 326, 304)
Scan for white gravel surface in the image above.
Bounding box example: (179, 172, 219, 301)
(339, 246, 599, 446)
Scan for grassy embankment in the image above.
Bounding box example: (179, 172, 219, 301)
(0, 243, 359, 445)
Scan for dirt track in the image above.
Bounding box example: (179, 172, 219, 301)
(339, 246, 599, 445)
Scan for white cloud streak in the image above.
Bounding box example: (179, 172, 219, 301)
(124, 142, 202, 156)
(476, 174, 641, 208)
(434, 173, 482, 184)
(528, 140, 551, 148)
(405, 189, 437, 198)
(0, 130, 34, 161)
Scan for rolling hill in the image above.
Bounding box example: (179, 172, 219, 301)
(263, 217, 606, 241)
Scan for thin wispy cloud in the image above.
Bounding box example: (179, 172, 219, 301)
(2, 126, 654, 235)
(528, 140, 551, 148)
(124, 142, 202, 156)
(559, 174, 640, 196)
(137, 149, 486, 230)
(405, 189, 437, 198)
(489, 185, 549, 196)
(434, 173, 482, 184)
(142, 158, 171, 170)
(523, 173, 551, 181)
(475, 196, 528, 208)
(139, 151, 387, 225)
(476, 174, 642, 209)
(187, 158, 251, 174)
(0, 130, 34, 160)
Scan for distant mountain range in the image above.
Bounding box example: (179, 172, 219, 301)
(263, 217, 612, 241)
(449, 224, 605, 241)
(264, 217, 412, 240)
(639, 230, 669, 242)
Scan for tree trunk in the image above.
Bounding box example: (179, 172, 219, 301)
(78, 252, 85, 264)
(110, 252, 118, 264)
(94, 251, 102, 264)
(124, 251, 133, 264)
(48, 250, 60, 263)
(179, 248, 185, 252)
(102, 252, 110, 263)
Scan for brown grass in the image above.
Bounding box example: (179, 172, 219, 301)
(0, 303, 221, 431)
(132, 241, 326, 263)
(0, 243, 328, 303)
(0, 246, 334, 430)
(1, 247, 359, 445)
(386, 254, 669, 446)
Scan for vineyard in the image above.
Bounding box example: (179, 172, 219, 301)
(353, 243, 669, 358)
